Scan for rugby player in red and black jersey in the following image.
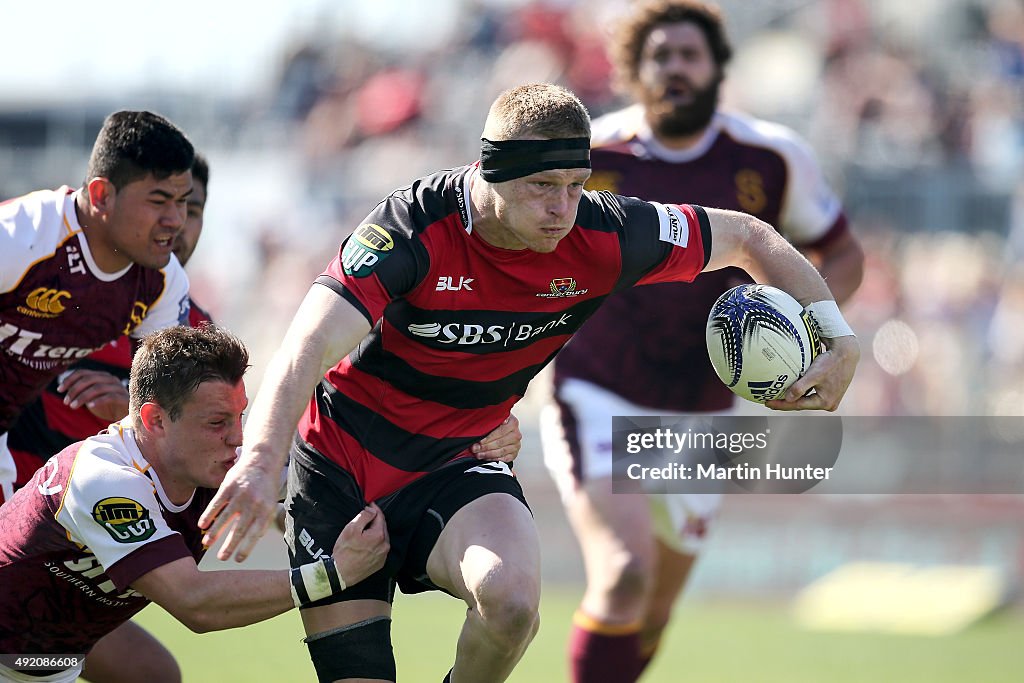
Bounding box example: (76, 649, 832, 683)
(539, 3, 866, 681)
(0, 325, 389, 683)
(200, 83, 860, 683)
(0, 111, 196, 506)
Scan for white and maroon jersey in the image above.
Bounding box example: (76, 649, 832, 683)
(0, 422, 213, 655)
(8, 299, 213, 474)
(554, 106, 850, 411)
(0, 187, 190, 434)
(297, 164, 711, 501)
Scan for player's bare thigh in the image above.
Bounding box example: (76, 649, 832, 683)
(81, 620, 179, 683)
(425, 492, 540, 605)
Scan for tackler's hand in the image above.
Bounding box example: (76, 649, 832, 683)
(332, 503, 390, 587)
(471, 414, 523, 463)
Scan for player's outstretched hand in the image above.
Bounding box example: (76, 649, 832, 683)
(766, 335, 860, 412)
(59, 369, 130, 421)
(332, 503, 390, 587)
(471, 414, 522, 462)
(199, 461, 279, 562)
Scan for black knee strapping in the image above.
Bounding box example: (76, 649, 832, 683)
(305, 616, 396, 682)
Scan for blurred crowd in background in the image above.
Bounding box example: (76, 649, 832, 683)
(3, 0, 1024, 598)
(3, 0, 1023, 421)
(273, 0, 1024, 419)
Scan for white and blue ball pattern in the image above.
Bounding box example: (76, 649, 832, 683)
(706, 284, 822, 403)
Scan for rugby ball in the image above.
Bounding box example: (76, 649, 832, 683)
(706, 284, 822, 403)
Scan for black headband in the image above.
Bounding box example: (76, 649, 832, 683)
(479, 137, 591, 183)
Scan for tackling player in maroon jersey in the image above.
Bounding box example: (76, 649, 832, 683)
(200, 83, 859, 683)
(541, 3, 865, 681)
(0, 325, 389, 683)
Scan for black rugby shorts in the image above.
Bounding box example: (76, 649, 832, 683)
(285, 447, 530, 605)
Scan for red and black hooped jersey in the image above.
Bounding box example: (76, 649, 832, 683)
(0, 188, 190, 434)
(298, 164, 711, 501)
(554, 107, 850, 411)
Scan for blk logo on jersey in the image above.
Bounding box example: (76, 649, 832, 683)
(436, 276, 475, 291)
(343, 223, 394, 277)
(91, 497, 157, 543)
(536, 277, 589, 299)
(18, 287, 71, 319)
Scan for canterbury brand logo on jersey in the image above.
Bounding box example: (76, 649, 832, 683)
(342, 223, 394, 277)
(536, 277, 589, 299)
(18, 287, 71, 318)
(407, 313, 573, 347)
(436, 276, 475, 291)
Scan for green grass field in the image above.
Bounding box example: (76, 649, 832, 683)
(128, 587, 1024, 682)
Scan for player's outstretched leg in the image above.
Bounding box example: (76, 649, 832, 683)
(426, 492, 541, 682)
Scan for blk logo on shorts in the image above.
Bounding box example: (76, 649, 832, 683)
(465, 462, 513, 477)
(298, 527, 326, 560)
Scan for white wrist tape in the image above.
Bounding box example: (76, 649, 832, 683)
(290, 556, 346, 608)
(804, 300, 855, 339)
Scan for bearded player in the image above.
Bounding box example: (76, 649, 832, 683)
(540, 3, 864, 681)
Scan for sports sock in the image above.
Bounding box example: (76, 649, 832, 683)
(568, 610, 643, 683)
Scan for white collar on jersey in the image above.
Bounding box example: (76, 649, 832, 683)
(67, 191, 135, 282)
(120, 422, 195, 513)
(635, 112, 723, 163)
